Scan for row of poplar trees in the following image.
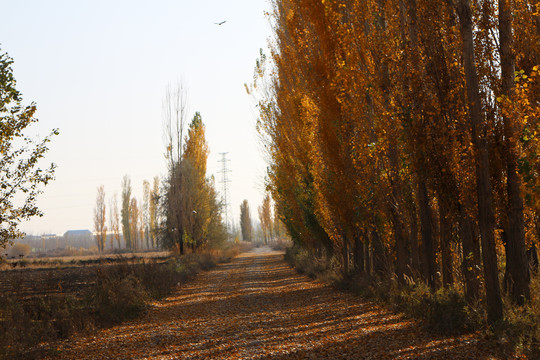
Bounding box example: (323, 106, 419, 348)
(93, 176, 160, 253)
(251, 0, 540, 323)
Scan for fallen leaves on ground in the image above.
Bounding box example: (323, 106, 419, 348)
(44, 248, 512, 359)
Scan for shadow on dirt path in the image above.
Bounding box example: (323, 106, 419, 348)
(48, 248, 506, 359)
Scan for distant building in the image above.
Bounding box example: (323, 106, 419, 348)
(63, 229, 94, 249)
(64, 230, 93, 238)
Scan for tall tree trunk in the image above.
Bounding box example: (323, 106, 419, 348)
(371, 226, 386, 277)
(459, 202, 481, 302)
(528, 241, 539, 274)
(499, 0, 530, 305)
(354, 235, 365, 275)
(439, 197, 454, 287)
(389, 141, 410, 286)
(409, 197, 421, 277)
(455, 0, 503, 323)
(342, 237, 350, 277)
(401, 0, 427, 284)
(392, 213, 409, 286)
(502, 229, 510, 293)
(176, 212, 184, 255)
(365, 233, 372, 276)
(418, 179, 436, 289)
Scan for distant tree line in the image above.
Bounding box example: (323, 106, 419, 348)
(93, 176, 160, 252)
(238, 195, 290, 244)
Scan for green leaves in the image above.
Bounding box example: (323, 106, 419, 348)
(0, 48, 57, 247)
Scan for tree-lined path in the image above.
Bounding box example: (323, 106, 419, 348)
(49, 249, 505, 359)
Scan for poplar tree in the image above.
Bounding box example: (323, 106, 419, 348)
(109, 193, 121, 249)
(181, 112, 212, 249)
(93, 185, 107, 252)
(143, 180, 151, 249)
(121, 175, 132, 249)
(163, 112, 226, 250)
(149, 176, 160, 248)
(258, 194, 272, 244)
(130, 198, 139, 250)
(240, 200, 253, 242)
(163, 83, 188, 253)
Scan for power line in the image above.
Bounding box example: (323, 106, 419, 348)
(218, 152, 232, 239)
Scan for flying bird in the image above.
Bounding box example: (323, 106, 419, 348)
(215, 20, 227, 25)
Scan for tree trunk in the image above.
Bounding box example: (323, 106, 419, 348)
(389, 140, 410, 286)
(178, 207, 185, 255)
(409, 198, 421, 278)
(342, 238, 350, 277)
(365, 233, 372, 276)
(354, 235, 365, 275)
(499, 0, 530, 305)
(371, 227, 386, 277)
(439, 197, 454, 287)
(459, 202, 481, 302)
(393, 215, 409, 286)
(528, 242, 539, 274)
(418, 179, 436, 289)
(455, 0, 503, 323)
(503, 229, 510, 294)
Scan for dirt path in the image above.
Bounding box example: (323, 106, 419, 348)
(49, 248, 506, 359)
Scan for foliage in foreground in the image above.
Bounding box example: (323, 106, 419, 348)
(0, 245, 245, 359)
(0, 48, 58, 247)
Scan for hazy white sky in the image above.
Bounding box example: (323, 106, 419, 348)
(1, 0, 272, 235)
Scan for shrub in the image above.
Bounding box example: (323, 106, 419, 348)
(137, 260, 181, 299)
(6, 243, 31, 258)
(285, 245, 334, 280)
(90, 271, 148, 325)
(498, 305, 540, 356)
(0, 294, 88, 359)
(286, 245, 480, 335)
(393, 286, 480, 334)
(493, 269, 540, 357)
(269, 238, 292, 251)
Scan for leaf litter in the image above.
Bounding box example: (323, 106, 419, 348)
(45, 248, 513, 359)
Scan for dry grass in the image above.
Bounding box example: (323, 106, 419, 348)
(0, 245, 246, 359)
(285, 245, 540, 358)
(0, 251, 171, 271)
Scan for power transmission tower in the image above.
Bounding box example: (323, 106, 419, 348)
(218, 152, 232, 238)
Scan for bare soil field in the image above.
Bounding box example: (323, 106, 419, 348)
(1, 250, 170, 268)
(0, 251, 170, 300)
